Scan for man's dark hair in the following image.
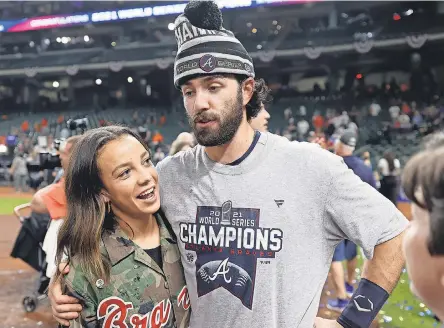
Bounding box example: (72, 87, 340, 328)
(236, 76, 272, 121)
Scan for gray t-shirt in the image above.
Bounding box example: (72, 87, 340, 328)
(12, 156, 28, 176)
(156, 132, 408, 328)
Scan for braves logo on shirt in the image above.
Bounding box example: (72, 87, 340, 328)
(179, 201, 283, 309)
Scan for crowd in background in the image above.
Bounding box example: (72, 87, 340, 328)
(2, 75, 444, 207)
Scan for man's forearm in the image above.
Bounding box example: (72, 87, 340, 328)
(30, 190, 49, 214)
(361, 231, 406, 293)
(336, 232, 405, 328)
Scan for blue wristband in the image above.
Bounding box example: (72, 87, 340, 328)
(337, 278, 389, 328)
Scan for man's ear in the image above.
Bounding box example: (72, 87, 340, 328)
(242, 77, 255, 107)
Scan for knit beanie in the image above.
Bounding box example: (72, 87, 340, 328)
(173, 0, 255, 87)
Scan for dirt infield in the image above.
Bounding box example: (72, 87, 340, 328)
(0, 186, 34, 198)
(0, 214, 56, 328)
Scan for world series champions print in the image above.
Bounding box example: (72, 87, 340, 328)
(179, 201, 283, 309)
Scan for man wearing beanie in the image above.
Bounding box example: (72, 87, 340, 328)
(49, 2, 408, 328)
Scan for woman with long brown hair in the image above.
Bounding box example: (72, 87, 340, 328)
(378, 150, 401, 204)
(55, 126, 190, 327)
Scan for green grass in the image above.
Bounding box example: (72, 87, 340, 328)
(0, 197, 32, 215)
(356, 251, 439, 328)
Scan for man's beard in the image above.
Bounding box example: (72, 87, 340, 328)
(188, 87, 243, 147)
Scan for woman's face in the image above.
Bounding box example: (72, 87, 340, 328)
(97, 135, 160, 220)
(250, 104, 271, 132)
(403, 202, 444, 320)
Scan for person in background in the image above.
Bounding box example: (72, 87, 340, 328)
(378, 150, 401, 205)
(153, 146, 166, 165)
(169, 132, 196, 155)
(328, 132, 377, 312)
(30, 136, 82, 219)
(312, 111, 325, 134)
(21, 137, 33, 154)
(297, 116, 310, 141)
(9, 149, 28, 193)
(152, 130, 164, 145)
(422, 131, 444, 150)
(28, 136, 82, 277)
(170, 141, 193, 155)
(362, 151, 372, 168)
(347, 116, 359, 135)
(284, 107, 292, 121)
(249, 102, 270, 132)
(401, 147, 444, 322)
(361, 151, 381, 189)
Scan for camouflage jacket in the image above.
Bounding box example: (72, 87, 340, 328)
(64, 212, 190, 328)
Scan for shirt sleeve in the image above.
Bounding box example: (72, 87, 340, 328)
(322, 151, 408, 260)
(64, 269, 99, 328)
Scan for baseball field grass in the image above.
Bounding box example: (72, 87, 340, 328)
(0, 196, 32, 215)
(355, 252, 439, 328)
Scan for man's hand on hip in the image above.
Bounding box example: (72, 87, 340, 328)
(49, 263, 83, 327)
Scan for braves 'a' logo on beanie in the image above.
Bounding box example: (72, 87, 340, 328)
(199, 54, 216, 72)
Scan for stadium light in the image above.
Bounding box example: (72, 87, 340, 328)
(84, 35, 90, 42)
(127, 77, 133, 83)
(56, 37, 61, 43)
(95, 78, 102, 85)
(53, 81, 59, 88)
(168, 23, 175, 30)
